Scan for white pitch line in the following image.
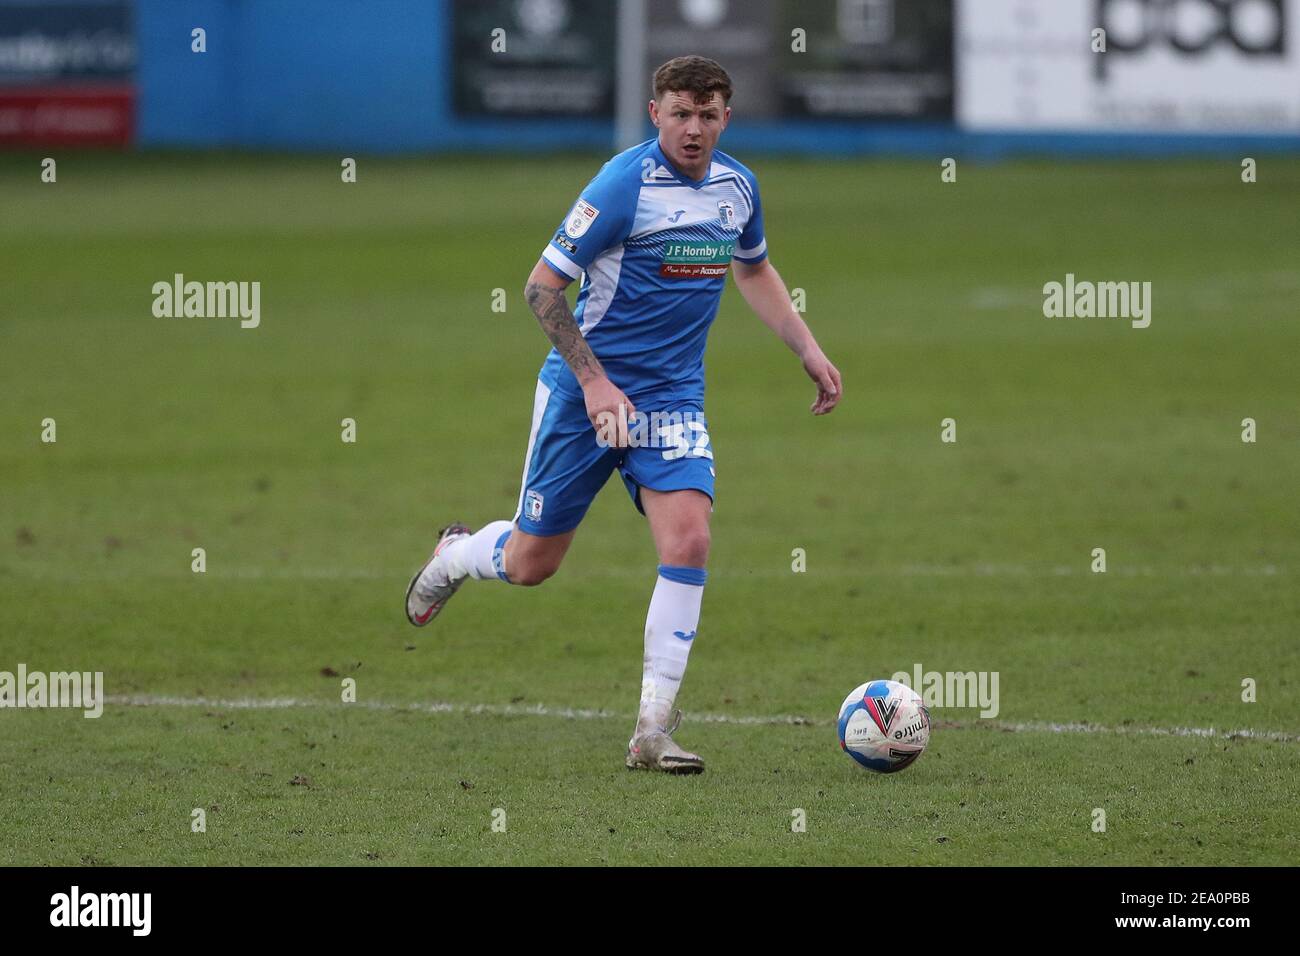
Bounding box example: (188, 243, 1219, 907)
(14, 564, 1288, 580)
(103, 695, 816, 726)
(103, 695, 1299, 743)
(975, 719, 1299, 744)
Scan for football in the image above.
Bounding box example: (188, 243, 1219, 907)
(837, 679, 931, 773)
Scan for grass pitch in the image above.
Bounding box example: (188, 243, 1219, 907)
(1, 151, 1298, 865)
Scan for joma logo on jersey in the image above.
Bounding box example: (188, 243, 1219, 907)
(660, 240, 734, 278)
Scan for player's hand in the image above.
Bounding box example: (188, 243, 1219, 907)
(802, 349, 842, 415)
(583, 376, 637, 447)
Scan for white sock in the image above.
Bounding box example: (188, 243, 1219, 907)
(441, 520, 514, 583)
(637, 565, 707, 735)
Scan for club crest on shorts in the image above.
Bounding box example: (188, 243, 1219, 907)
(524, 489, 544, 521)
(565, 199, 599, 239)
(717, 200, 737, 231)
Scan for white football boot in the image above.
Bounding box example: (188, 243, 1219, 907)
(405, 523, 473, 627)
(626, 710, 705, 774)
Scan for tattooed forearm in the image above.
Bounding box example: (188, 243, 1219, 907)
(525, 280, 605, 386)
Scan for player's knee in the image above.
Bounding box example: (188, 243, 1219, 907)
(663, 526, 710, 568)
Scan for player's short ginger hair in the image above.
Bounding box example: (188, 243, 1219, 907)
(653, 56, 733, 106)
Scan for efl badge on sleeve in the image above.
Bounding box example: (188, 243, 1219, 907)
(717, 200, 737, 231)
(524, 490, 545, 521)
(565, 199, 600, 239)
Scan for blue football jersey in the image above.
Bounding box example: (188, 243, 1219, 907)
(538, 137, 767, 407)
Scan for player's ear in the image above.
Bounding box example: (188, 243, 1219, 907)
(648, 99, 659, 127)
(722, 105, 731, 129)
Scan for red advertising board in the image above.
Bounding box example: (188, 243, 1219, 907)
(0, 84, 133, 146)
(0, 0, 135, 147)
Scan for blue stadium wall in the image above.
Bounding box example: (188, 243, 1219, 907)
(136, 0, 617, 152)
(135, 0, 1300, 157)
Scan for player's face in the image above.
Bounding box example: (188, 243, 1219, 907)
(651, 91, 730, 179)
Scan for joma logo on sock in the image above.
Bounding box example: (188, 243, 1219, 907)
(152, 273, 261, 328)
(0, 664, 103, 718)
(50, 886, 151, 936)
(1042, 273, 1151, 328)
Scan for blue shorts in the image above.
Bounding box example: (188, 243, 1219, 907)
(511, 380, 716, 536)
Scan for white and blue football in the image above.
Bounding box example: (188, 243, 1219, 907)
(837, 679, 931, 773)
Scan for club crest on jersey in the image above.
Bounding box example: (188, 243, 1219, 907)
(524, 490, 544, 521)
(864, 694, 900, 736)
(565, 199, 599, 239)
(717, 200, 737, 231)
